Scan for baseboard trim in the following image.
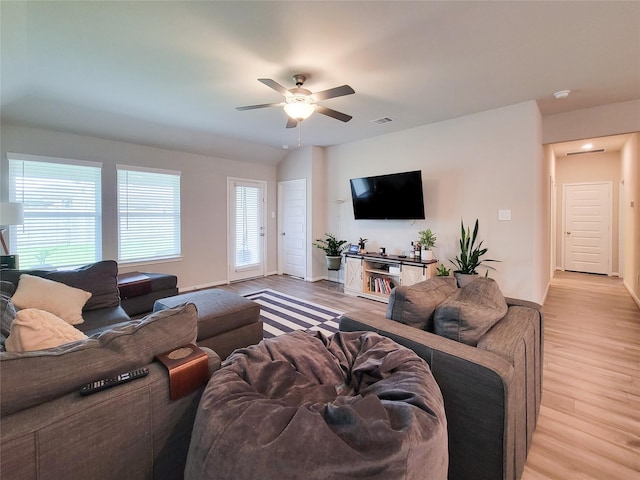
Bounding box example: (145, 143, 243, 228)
(179, 280, 227, 292)
(623, 281, 640, 310)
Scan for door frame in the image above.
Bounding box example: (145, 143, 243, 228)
(561, 181, 613, 275)
(227, 177, 267, 282)
(277, 178, 307, 278)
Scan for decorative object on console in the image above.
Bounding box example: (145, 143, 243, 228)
(358, 237, 367, 252)
(312, 233, 348, 271)
(449, 219, 498, 287)
(418, 228, 437, 261)
(436, 264, 451, 277)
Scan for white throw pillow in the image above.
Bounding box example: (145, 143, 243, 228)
(11, 274, 92, 325)
(5, 308, 88, 352)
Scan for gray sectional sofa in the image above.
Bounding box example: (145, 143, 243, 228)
(0, 261, 225, 479)
(339, 277, 543, 480)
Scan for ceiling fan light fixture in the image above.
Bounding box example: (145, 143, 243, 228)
(284, 102, 315, 121)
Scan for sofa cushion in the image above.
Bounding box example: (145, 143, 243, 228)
(5, 309, 88, 353)
(386, 277, 457, 331)
(0, 303, 198, 416)
(44, 260, 121, 311)
(433, 277, 508, 346)
(11, 274, 91, 325)
(1, 261, 121, 311)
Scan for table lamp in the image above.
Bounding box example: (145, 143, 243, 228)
(0, 202, 24, 255)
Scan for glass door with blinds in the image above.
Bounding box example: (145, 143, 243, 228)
(228, 179, 266, 282)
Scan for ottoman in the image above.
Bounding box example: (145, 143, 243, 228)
(153, 289, 262, 359)
(185, 330, 448, 480)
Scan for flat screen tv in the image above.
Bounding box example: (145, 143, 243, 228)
(350, 170, 425, 220)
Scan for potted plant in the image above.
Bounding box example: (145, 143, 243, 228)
(313, 233, 348, 271)
(418, 229, 437, 261)
(449, 219, 498, 287)
(436, 263, 451, 277)
(358, 237, 368, 252)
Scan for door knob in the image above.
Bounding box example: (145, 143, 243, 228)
(281, 232, 286, 236)
(566, 231, 571, 235)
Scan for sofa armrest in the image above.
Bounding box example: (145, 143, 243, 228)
(339, 311, 516, 480)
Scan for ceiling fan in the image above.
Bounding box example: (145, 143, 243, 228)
(236, 74, 355, 128)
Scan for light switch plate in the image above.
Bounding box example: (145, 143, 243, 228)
(498, 209, 511, 221)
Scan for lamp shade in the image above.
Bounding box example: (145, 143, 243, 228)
(284, 102, 315, 121)
(0, 202, 24, 226)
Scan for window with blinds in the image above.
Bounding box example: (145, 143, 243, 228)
(235, 185, 260, 267)
(117, 166, 181, 263)
(7, 154, 102, 269)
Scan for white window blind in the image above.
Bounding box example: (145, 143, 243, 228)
(235, 185, 260, 267)
(8, 155, 102, 269)
(117, 166, 181, 263)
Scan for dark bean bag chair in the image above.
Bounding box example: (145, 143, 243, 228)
(185, 330, 448, 480)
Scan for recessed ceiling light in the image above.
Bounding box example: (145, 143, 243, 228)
(553, 90, 570, 99)
(581, 143, 593, 150)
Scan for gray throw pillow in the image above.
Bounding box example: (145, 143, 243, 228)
(433, 277, 508, 346)
(386, 277, 458, 331)
(1, 293, 17, 337)
(0, 280, 16, 297)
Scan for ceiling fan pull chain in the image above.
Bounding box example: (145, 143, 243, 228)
(297, 122, 302, 147)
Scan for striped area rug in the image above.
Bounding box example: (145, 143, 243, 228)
(244, 289, 344, 339)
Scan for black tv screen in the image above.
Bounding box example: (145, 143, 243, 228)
(350, 170, 425, 220)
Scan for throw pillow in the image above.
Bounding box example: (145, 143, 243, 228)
(1, 293, 17, 338)
(5, 308, 88, 353)
(11, 274, 92, 325)
(386, 277, 458, 331)
(0, 280, 16, 297)
(433, 277, 508, 346)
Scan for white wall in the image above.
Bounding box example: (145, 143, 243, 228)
(543, 99, 640, 145)
(621, 133, 640, 305)
(0, 123, 278, 290)
(324, 101, 546, 302)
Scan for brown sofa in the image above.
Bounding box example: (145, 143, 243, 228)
(339, 277, 543, 480)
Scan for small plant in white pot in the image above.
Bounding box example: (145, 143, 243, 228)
(313, 233, 348, 271)
(418, 229, 437, 261)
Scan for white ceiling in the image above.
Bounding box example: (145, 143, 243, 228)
(2, 1, 639, 165)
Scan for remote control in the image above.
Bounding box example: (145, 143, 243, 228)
(79, 367, 149, 396)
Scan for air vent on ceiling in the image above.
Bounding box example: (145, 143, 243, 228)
(371, 116, 394, 125)
(566, 148, 606, 156)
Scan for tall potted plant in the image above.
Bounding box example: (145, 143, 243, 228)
(313, 233, 348, 271)
(418, 229, 437, 260)
(449, 219, 497, 286)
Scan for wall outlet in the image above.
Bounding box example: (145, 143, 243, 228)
(498, 209, 511, 221)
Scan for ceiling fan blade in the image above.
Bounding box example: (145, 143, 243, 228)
(236, 103, 282, 111)
(312, 85, 355, 101)
(286, 117, 298, 129)
(258, 78, 292, 97)
(315, 105, 353, 122)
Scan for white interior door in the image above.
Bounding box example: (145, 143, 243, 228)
(562, 182, 612, 275)
(228, 178, 266, 282)
(278, 179, 306, 278)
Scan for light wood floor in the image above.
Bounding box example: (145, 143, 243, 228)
(217, 271, 640, 479)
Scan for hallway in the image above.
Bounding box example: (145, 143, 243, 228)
(522, 272, 640, 479)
